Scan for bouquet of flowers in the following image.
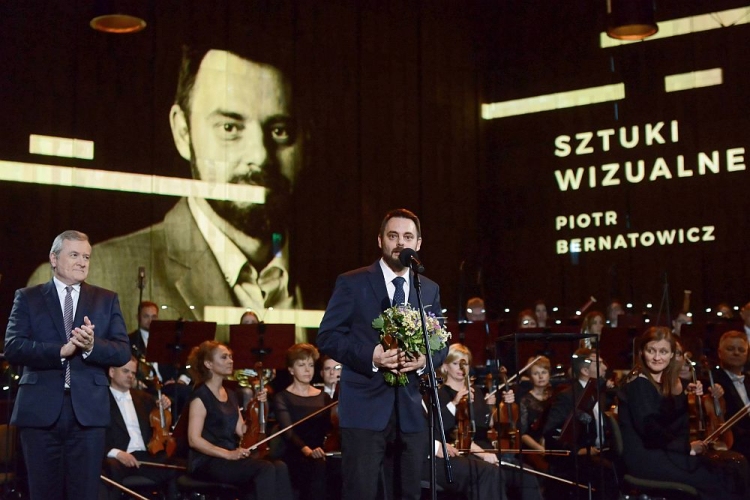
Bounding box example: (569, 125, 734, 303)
(371, 304, 451, 386)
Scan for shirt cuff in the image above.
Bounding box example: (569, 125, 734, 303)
(446, 402, 457, 415)
(417, 366, 425, 376)
(178, 374, 191, 385)
(82, 349, 91, 358)
(372, 362, 378, 373)
(108, 448, 123, 459)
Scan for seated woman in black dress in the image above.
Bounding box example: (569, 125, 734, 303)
(518, 356, 552, 466)
(273, 343, 333, 500)
(186, 341, 292, 500)
(619, 327, 747, 500)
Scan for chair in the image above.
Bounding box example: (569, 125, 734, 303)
(605, 411, 699, 499)
(171, 403, 240, 500)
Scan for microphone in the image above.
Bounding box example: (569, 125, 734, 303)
(137, 266, 146, 290)
(398, 248, 425, 273)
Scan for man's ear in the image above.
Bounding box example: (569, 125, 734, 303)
(170, 104, 192, 161)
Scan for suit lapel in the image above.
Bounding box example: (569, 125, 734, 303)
(42, 280, 67, 342)
(163, 199, 234, 320)
(74, 282, 94, 330)
(109, 391, 128, 435)
(367, 262, 391, 312)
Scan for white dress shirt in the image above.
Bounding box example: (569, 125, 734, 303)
(724, 369, 750, 406)
(108, 388, 147, 457)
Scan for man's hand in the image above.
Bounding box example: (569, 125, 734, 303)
(71, 316, 95, 352)
(158, 394, 171, 410)
(398, 352, 426, 373)
(435, 442, 460, 458)
(60, 341, 76, 358)
(373, 344, 399, 372)
(302, 446, 326, 460)
(116, 451, 139, 468)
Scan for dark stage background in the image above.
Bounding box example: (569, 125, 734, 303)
(0, 0, 748, 333)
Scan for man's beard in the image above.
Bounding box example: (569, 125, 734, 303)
(383, 250, 405, 271)
(191, 158, 292, 241)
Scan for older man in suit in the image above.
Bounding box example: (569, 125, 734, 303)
(4, 230, 131, 500)
(317, 208, 446, 500)
(713, 330, 750, 459)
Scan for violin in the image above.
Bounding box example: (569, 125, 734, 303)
(684, 353, 706, 440)
(454, 360, 476, 450)
(323, 385, 341, 453)
(241, 362, 270, 457)
(701, 361, 732, 450)
(146, 378, 176, 457)
(493, 369, 520, 451)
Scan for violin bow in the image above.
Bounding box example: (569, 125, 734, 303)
(100, 475, 151, 500)
(486, 356, 542, 398)
(499, 460, 593, 491)
(702, 401, 750, 446)
(458, 448, 570, 456)
(248, 400, 339, 452)
(136, 461, 187, 470)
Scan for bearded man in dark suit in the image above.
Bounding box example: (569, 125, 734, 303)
(4, 230, 131, 500)
(317, 208, 447, 500)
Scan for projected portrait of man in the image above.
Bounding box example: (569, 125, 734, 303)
(29, 45, 301, 327)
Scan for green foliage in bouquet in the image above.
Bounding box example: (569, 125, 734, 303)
(371, 304, 451, 386)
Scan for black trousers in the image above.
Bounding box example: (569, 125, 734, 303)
(193, 456, 293, 500)
(102, 450, 178, 500)
(425, 455, 505, 500)
(341, 409, 427, 500)
(20, 392, 105, 500)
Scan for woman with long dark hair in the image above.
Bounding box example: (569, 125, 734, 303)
(186, 341, 292, 500)
(618, 327, 747, 500)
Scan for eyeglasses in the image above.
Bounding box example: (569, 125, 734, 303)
(323, 365, 342, 372)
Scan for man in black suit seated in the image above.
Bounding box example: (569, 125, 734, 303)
(103, 356, 178, 500)
(542, 348, 614, 497)
(130, 301, 191, 418)
(713, 330, 750, 460)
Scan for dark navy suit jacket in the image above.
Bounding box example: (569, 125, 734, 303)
(317, 261, 446, 433)
(4, 280, 131, 427)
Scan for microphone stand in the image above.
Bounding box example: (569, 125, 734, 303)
(410, 264, 453, 500)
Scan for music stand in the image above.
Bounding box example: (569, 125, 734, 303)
(148, 320, 217, 370)
(445, 320, 498, 366)
(229, 324, 295, 370)
(597, 327, 638, 371)
(558, 379, 598, 447)
(499, 331, 600, 500)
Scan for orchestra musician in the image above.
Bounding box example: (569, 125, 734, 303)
(618, 327, 748, 500)
(436, 343, 542, 500)
(320, 355, 341, 399)
(517, 310, 537, 329)
(186, 341, 292, 500)
(426, 343, 507, 499)
(103, 356, 178, 500)
(542, 348, 615, 497)
(273, 343, 333, 500)
(712, 330, 750, 460)
(579, 311, 605, 348)
(130, 301, 191, 417)
(518, 356, 552, 456)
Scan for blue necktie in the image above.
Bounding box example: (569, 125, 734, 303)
(392, 277, 406, 306)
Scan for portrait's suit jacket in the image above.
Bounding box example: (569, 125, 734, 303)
(317, 261, 446, 433)
(4, 280, 131, 427)
(28, 199, 296, 333)
(713, 368, 750, 456)
(105, 389, 155, 455)
(28, 199, 231, 332)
